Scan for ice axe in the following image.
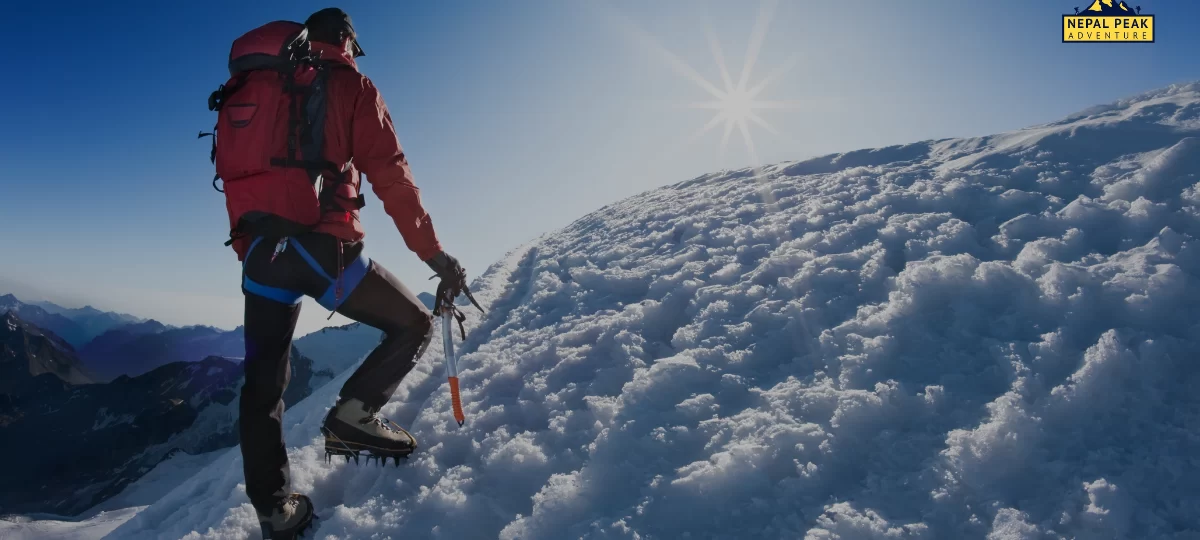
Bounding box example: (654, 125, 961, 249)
(431, 275, 485, 426)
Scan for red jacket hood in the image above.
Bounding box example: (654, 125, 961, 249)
(310, 42, 359, 71)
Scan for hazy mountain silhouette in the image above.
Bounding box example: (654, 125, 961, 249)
(0, 311, 95, 394)
(80, 324, 244, 381)
(34, 299, 142, 343)
(0, 294, 90, 348)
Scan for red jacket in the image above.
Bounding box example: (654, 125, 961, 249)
(232, 42, 442, 261)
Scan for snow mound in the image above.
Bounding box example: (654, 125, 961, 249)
(97, 82, 1200, 539)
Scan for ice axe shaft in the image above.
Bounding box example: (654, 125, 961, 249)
(442, 309, 466, 426)
(432, 274, 482, 427)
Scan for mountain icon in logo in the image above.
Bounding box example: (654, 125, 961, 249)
(1078, 0, 1140, 15)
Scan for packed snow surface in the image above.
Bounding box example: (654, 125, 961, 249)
(32, 83, 1200, 538)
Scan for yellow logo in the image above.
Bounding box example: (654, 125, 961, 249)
(1063, 1, 1154, 43)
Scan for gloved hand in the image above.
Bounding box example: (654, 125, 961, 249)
(425, 251, 486, 318)
(426, 251, 467, 310)
(426, 251, 466, 283)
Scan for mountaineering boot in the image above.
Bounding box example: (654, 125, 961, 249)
(258, 493, 315, 539)
(322, 398, 417, 466)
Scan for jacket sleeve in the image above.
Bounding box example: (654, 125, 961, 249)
(352, 79, 443, 261)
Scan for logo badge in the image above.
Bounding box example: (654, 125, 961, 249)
(1063, 1, 1154, 43)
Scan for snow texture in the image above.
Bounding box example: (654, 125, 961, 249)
(20, 82, 1200, 539)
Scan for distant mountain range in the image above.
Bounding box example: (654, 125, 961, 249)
(0, 291, 394, 515)
(80, 320, 170, 358)
(0, 313, 324, 515)
(34, 299, 142, 342)
(1, 294, 92, 349)
(0, 292, 247, 381)
(80, 323, 244, 382)
(0, 311, 95, 395)
(2, 291, 405, 382)
(0, 293, 143, 350)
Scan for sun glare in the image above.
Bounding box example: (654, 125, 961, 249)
(614, 0, 809, 171)
(724, 90, 755, 122)
(658, 0, 801, 165)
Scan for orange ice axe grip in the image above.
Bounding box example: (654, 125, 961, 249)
(449, 376, 465, 426)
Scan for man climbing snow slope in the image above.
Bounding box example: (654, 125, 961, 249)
(204, 8, 472, 539)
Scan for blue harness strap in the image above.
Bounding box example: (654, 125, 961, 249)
(241, 238, 303, 305)
(240, 237, 370, 309)
(243, 276, 304, 305)
(317, 250, 370, 310)
(276, 238, 371, 311)
(288, 240, 334, 283)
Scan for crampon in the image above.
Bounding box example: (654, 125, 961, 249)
(321, 424, 416, 467)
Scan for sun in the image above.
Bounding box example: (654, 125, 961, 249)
(674, 0, 799, 164)
(686, 82, 785, 164)
(613, 0, 804, 167)
(725, 89, 756, 121)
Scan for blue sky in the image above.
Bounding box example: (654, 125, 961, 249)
(1, 0, 1196, 335)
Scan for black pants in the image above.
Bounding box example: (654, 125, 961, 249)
(239, 233, 433, 513)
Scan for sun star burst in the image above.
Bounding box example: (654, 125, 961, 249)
(674, 0, 799, 165)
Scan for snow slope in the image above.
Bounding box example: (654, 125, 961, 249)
(0, 451, 226, 539)
(38, 82, 1200, 538)
(0, 507, 142, 540)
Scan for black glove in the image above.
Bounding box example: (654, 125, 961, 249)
(426, 251, 466, 284)
(425, 251, 486, 319)
(426, 251, 467, 310)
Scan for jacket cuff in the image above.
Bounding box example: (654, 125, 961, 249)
(417, 243, 444, 262)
